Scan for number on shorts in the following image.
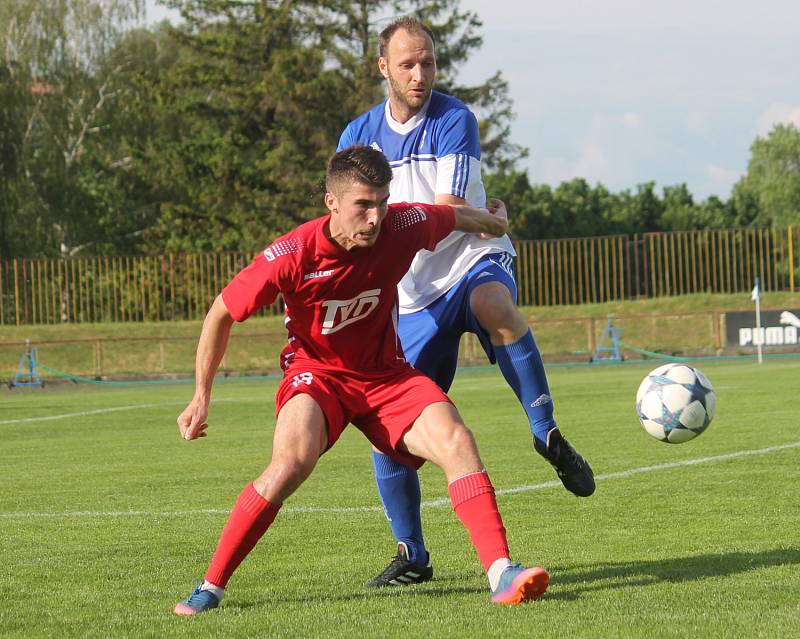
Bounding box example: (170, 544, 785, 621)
(291, 372, 313, 387)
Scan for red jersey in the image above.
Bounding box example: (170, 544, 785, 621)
(222, 202, 455, 373)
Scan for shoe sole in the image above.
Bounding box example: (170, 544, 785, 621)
(557, 464, 596, 497)
(491, 567, 549, 605)
(562, 479, 596, 497)
(173, 602, 216, 616)
(365, 570, 433, 588)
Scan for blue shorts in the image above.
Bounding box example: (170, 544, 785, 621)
(398, 253, 517, 392)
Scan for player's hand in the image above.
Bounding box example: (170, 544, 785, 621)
(487, 198, 508, 223)
(479, 198, 508, 239)
(177, 399, 210, 441)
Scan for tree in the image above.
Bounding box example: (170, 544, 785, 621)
(547, 178, 611, 238)
(0, 0, 144, 257)
(486, 171, 624, 240)
(694, 195, 735, 229)
(733, 123, 800, 227)
(486, 170, 552, 239)
(614, 182, 665, 234)
(0, 63, 28, 257)
(135, 0, 348, 252)
(660, 184, 696, 231)
(135, 0, 527, 251)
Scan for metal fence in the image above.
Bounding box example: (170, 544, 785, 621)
(0, 252, 284, 325)
(513, 227, 797, 306)
(1, 226, 797, 325)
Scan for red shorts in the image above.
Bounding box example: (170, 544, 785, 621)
(275, 363, 451, 469)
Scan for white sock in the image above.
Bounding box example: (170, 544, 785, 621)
(487, 557, 513, 591)
(201, 580, 225, 602)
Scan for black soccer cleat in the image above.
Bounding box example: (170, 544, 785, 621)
(534, 428, 596, 497)
(366, 542, 433, 588)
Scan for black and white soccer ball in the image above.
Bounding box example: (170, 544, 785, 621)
(635, 363, 716, 443)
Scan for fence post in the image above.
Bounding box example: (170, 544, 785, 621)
(712, 310, 721, 349)
(789, 226, 795, 293)
(13, 258, 21, 326)
(0, 260, 4, 325)
(94, 339, 104, 379)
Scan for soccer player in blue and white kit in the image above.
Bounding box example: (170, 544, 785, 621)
(338, 17, 596, 587)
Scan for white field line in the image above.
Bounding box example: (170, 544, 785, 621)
(3, 441, 798, 520)
(0, 397, 242, 425)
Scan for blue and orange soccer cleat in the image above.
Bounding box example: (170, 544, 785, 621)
(173, 584, 220, 616)
(490, 564, 549, 605)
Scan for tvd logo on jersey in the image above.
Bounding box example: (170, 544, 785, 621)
(321, 289, 381, 335)
(726, 309, 800, 348)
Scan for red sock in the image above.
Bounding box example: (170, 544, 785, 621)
(204, 483, 282, 588)
(448, 471, 510, 571)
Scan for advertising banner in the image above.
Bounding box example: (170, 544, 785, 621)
(725, 309, 800, 348)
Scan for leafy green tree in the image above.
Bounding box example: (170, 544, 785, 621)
(614, 182, 665, 234)
(0, 0, 144, 257)
(488, 172, 624, 240)
(0, 63, 28, 257)
(660, 183, 696, 230)
(136, 0, 527, 251)
(695, 195, 735, 229)
(732, 123, 800, 227)
(71, 24, 179, 254)
(486, 171, 552, 239)
(547, 178, 612, 238)
(729, 184, 760, 227)
(486, 169, 750, 239)
(136, 1, 346, 252)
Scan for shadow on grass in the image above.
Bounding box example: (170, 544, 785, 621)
(547, 546, 800, 601)
(226, 573, 486, 610)
(213, 547, 800, 612)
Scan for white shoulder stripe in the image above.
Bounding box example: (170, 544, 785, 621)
(388, 154, 437, 168)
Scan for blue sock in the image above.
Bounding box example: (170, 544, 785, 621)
(494, 329, 556, 446)
(371, 450, 428, 564)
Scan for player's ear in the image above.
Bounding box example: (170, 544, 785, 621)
(378, 56, 389, 79)
(324, 191, 338, 214)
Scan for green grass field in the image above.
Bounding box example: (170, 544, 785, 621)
(2, 359, 799, 638)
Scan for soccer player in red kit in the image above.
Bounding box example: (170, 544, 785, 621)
(172, 145, 549, 614)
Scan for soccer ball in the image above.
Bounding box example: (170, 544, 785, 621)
(635, 363, 716, 443)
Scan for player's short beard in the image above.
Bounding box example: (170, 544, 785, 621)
(387, 68, 431, 115)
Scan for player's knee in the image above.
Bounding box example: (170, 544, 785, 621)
(284, 454, 317, 480)
(261, 454, 316, 498)
(470, 283, 527, 338)
(439, 422, 478, 458)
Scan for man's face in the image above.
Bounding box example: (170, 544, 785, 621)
(325, 180, 390, 250)
(379, 28, 436, 121)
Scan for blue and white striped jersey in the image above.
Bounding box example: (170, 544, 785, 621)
(338, 91, 515, 313)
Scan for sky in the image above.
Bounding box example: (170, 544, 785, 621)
(146, 0, 800, 200)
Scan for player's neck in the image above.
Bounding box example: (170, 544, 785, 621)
(387, 97, 421, 125)
(325, 219, 359, 252)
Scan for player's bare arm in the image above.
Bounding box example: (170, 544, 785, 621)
(434, 193, 466, 207)
(436, 193, 508, 239)
(451, 199, 509, 238)
(177, 294, 235, 441)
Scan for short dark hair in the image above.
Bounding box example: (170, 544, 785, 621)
(326, 145, 393, 194)
(378, 17, 435, 59)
